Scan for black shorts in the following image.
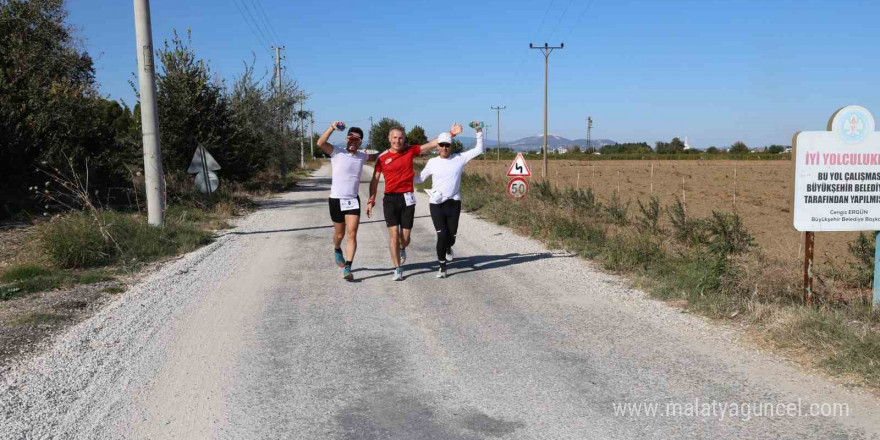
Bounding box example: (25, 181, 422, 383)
(328, 196, 361, 223)
(382, 193, 415, 229)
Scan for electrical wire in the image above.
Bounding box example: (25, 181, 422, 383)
(561, 0, 597, 42)
(548, 0, 575, 42)
(231, 0, 273, 52)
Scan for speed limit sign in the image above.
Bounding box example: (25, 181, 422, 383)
(507, 177, 529, 199)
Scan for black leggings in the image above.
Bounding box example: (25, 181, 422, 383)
(429, 200, 462, 262)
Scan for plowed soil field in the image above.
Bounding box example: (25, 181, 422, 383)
(466, 159, 859, 270)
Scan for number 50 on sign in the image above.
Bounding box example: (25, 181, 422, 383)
(507, 177, 529, 199)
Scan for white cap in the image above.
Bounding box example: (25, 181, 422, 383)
(438, 132, 453, 144)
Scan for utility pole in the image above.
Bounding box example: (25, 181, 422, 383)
(272, 45, 286, 176)
(586, 116, 593, 152)
(310, 116, 314, 159)
(298, 93, 306, 168)
(369, 116, 374, 150)
(491, 106, 506, 161)
(133, 0, 165, 226)
(529, 42, 563, 180)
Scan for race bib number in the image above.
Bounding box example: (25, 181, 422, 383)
(340, 198, 359, 211)
(404, 192, 416, 207)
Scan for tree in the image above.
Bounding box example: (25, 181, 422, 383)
(569, 145, 582, 154)
(0, 0, 129, 194)
(767, 145, 786, 154)
(451, 139, 464, 154)
(706, 146, 719, 154)
(729, 141, 749, 154)
(602, 142, 651, 154)
(406, 125, 428, 146)
(584, 146, 597, 154)
(154, 30, 233, 175)
(369, 117, 405, 153)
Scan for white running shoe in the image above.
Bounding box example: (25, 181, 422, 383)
(436, 268, 447, 279)
(445, 248, 454, 262)
(392, 267, 404, 281)
(400, 248, 407, 264)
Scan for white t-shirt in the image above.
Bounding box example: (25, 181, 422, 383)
(329, 146, 369, 199)
(415, 132, 484, 204)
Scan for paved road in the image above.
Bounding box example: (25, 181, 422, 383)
(2, 163, 879, 439)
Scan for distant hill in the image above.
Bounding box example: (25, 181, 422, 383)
(506, 135, 616, 152)
(455, 136, 499, 148)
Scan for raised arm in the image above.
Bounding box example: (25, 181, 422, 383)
(461, 124, 485, 163)
(419, 122, 463, 155)
(366, 165, 381, 218)
(316, 121, 343, 156)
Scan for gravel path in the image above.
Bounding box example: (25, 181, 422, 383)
(1, 163, 878, 439)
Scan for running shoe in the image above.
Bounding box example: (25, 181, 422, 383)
(400, 247, 407, 264)
(436, 268, 447, 279)
(392, 267, 404, 281)
(334, 249, 345, 267)
(445, 247, 454, 262)
(343, 266, 353, 281)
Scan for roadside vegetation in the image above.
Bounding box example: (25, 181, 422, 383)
(460, 173, 880, 389)
(0, 0, 322, 361)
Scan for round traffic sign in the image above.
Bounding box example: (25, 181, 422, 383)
(507, 177, 529, 199)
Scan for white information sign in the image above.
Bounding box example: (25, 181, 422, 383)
(793, 105, 880, 231)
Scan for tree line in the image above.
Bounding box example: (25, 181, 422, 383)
(1, 0, 309, 214)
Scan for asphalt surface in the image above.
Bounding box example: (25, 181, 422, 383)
(2, 163, 879, 439)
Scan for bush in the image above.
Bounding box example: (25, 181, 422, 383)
(603, 191, 629, 226)
(706, 211, 754, 256)
(37, 210, 212, 268)
(533, 180, 557, 203)
(636, 196, 663, 234)
(848, 232, 875, 287)
(668, 198, 707, 245)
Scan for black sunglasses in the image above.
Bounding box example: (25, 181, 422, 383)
(438, 143, 452, 148)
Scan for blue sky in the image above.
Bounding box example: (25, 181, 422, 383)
(68, 0, 880, 148)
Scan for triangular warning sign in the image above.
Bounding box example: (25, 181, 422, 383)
(506, 153, 532, 177)
(187, 144, 221, 174)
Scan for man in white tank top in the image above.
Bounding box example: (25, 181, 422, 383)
(317, 121, 379, 281)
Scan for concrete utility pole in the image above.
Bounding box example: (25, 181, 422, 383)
(310, 116, 314, 159)
(491, 106, 506, 161)
(529, 42, 563, 180)
(586, 116, 593, 152)
(298, 93, 306, 168)
(272, 46, 286, 176)
(133, 0, 165, 226)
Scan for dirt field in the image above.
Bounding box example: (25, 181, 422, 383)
(466, 159, 860, 270)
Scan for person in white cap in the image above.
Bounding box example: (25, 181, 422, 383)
(414, 122, 484, 278)
(316, 121, 379, 281)
(366, 122, 463, 281)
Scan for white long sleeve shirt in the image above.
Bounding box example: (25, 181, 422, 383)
(415, 132, 484, 204)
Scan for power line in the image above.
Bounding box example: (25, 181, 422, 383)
(561, 0, 597, 42)
(548, 0, 575, 41)
(238, 0, 276, 47)
(252, 0, 282, 45)
(231, 0, 272, 52)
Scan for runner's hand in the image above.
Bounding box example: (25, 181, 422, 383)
(472, 121, 482, 133)
(331, 121, 345, 131)
(366, 201, 373, 218)
(450, 123, 463, 137)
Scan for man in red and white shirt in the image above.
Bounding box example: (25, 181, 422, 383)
(367, 122, 462, 281)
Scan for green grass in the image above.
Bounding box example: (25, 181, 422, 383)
(0, 265, 68, 300)
(101, 286, 125, 294)
(36, 210, 213, 269)
(14, 312, 69, 326)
